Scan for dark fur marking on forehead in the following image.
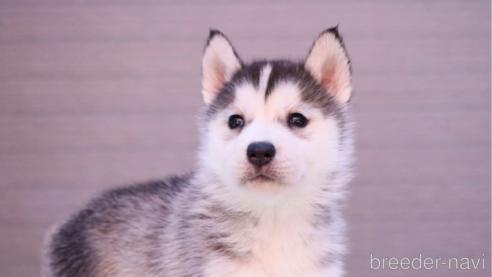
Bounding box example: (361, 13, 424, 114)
(264, 60, 305, 98)
(264, 60, 343, 118)
(205, 61, 267, 120)
(231, 60, 267, 89)
(205, 59, 345, 121)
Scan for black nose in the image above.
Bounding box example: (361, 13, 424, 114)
(247, 142, 276, 166)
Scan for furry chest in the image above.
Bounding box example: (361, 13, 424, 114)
(204, 223, 327, 277)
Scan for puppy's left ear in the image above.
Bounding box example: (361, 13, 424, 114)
(305, 27, 352, 103)
(201, 30, 243, 105)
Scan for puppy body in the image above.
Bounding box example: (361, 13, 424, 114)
(44, 28, 354, 277)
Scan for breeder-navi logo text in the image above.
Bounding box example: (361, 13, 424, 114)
(370, 254, 486, 270)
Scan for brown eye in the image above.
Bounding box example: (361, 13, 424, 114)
(288, 113, 308, 128)
(228, 115, 244, 129)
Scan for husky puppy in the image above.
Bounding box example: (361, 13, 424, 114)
(44, 27, 353, 277)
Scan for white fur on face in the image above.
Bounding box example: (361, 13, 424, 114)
(200, 64, 343, 214)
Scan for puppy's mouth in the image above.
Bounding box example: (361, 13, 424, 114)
(241, 164, 283, 185)
(250, 173, 276, 183)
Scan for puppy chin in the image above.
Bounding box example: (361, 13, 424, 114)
(241, 173, 283, 194)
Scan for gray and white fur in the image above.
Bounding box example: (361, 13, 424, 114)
(44, 27, 354, 277)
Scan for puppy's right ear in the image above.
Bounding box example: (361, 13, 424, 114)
(201, 30, 242, 105)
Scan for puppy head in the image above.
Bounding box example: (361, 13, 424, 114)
(198, 28, 353, 208)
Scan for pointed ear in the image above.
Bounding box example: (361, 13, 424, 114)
(201, 30, 242, 105)
(305, 27, 352, 103)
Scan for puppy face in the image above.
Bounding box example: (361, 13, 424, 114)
(198, 29, 352, 201)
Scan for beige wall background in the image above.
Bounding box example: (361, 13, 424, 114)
(0, 0, 490, 276)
